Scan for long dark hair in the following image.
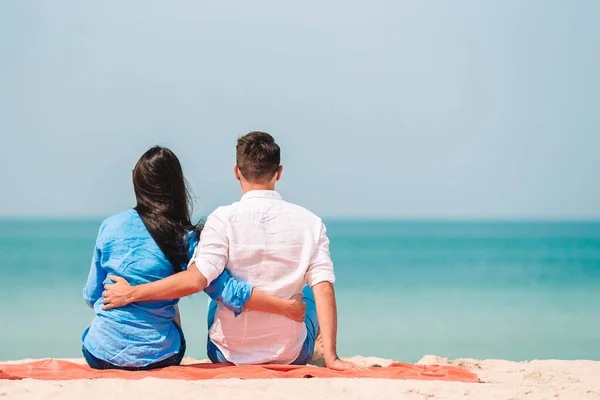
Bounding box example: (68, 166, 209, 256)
(132, 146, 200, 273)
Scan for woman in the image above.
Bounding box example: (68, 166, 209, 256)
(81, 146, 303, 370)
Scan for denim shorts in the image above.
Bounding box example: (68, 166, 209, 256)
(207, 285, 318, 365)
(82, 322, 186, 370)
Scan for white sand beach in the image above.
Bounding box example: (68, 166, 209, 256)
(1, 355, 600, 399)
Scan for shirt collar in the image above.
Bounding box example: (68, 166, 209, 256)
(241, 190, 282, 201)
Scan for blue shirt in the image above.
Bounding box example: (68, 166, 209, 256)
(82, 209, 252, 367)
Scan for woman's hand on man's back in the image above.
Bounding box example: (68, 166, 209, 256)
(285, 293, 306, 322)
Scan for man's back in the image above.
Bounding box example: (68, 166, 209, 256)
(200, 190, 335, 364)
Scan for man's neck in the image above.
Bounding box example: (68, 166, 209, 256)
(241, 182, 276, 194)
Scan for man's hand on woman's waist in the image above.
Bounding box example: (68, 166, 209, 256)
(102, 275, 136, 310)
(102, 264, 209, 310)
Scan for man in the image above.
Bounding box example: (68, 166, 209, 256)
(103, 132, 356, 371)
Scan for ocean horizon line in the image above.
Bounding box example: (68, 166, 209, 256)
(1, 215, 600, 224)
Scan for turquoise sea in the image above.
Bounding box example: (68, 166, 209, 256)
(1, 219, 599, 362)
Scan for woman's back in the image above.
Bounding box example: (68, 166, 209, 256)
(82, 209, 194, 367)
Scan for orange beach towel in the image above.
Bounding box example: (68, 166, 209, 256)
(0, 359, 479, 382)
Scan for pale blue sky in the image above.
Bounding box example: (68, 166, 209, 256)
(1, 1, 599, 219)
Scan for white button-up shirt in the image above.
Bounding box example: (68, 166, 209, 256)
(191, 190, 336, 365)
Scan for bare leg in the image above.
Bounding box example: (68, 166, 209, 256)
(309, 328, 326, 367)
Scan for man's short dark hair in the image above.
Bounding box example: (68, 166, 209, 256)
(236, 132, 281, 182)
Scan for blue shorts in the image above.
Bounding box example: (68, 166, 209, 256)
(82, 322, 186, 370)
(207, 285, 318, 365)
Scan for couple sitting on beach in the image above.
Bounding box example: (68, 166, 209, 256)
(82, 132, 358, 371)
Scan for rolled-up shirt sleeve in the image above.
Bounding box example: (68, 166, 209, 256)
(204, 269, 252, 316)
(189, 210, 229, 284)
(305, 221, 336, 287)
